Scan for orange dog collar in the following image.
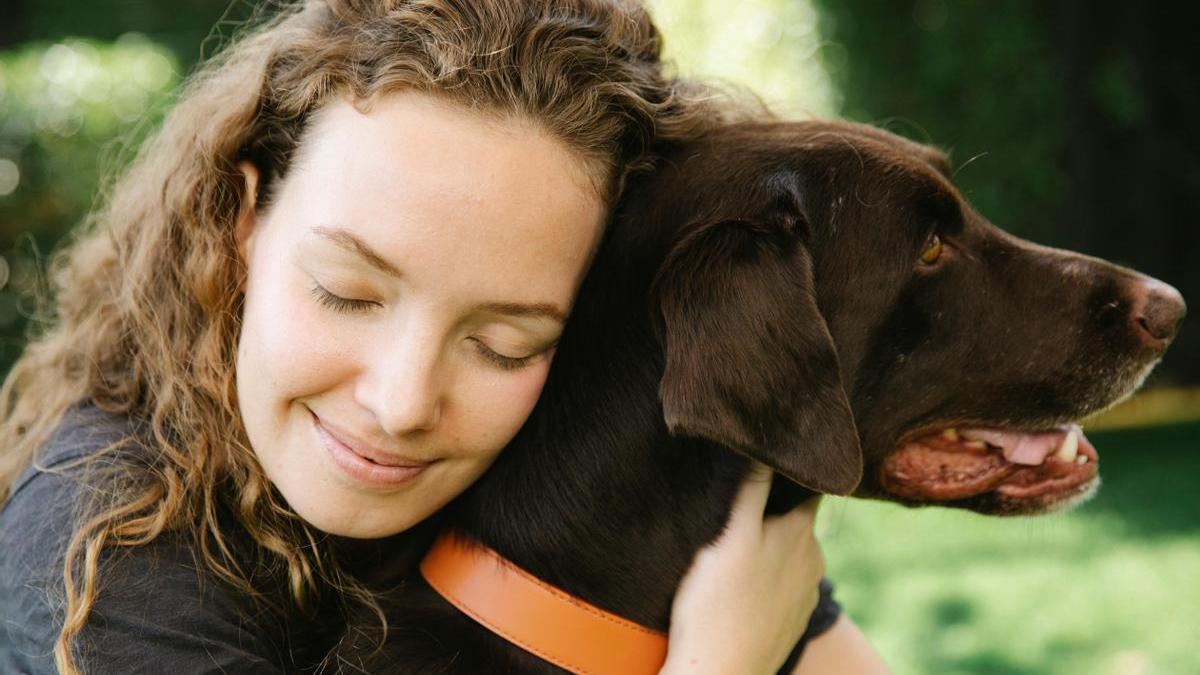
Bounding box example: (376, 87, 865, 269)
(419, 531, 669, 675)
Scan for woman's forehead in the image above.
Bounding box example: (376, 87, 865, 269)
(273, 92, 607, 308)
(300, 93, 608, 199)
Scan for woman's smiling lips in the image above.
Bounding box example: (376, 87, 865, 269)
(307, 407, 434, 488)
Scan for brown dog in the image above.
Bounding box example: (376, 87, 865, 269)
(347, 120, 1186, 673)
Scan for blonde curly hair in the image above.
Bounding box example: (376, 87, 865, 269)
(0, 1, 738, 671)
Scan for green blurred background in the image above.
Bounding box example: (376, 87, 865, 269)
(1, 1, 1197, 673)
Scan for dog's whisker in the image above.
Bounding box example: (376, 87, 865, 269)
(953, 151, 990, 179)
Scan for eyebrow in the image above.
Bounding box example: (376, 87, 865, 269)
(475, 301, 566, 323)
(309, 225, 567, 323)
(312, 225, 403, 279)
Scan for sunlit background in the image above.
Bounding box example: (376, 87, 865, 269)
(1, 1, 1197, 673)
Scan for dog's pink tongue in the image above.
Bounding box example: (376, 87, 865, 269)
(961, 427, 1072, 465)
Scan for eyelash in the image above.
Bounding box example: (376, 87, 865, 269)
(469, 338, 537, 371)
(310, 282, 539, 372)
(309, 283, 378, 313)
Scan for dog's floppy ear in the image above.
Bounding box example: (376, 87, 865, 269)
(652, 202, 863, 495)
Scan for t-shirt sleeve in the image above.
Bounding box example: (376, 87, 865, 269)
(0, 410, 287, 674)
(775, 577, 843, 675)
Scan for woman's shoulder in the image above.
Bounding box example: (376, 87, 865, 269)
(0, 400, 148, 569)
(0, 482, 288, 673)
(0, 401, 290, 674)
(7, 399, 148, 499)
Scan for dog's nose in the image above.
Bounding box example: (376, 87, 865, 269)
(1129, 277, 1186, 349)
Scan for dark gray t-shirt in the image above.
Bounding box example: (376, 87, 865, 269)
(0, 403, 287, 674)
(0, 403, 841, 674)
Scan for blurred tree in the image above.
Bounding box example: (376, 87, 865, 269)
(8, 0, 232, 69)
(0, 0, 234, 372)
(0, 0, 28, 48)
(810, 1, 1066, 246)
(813, 0, 1200, 385)
(0, 38, 180, 369)
(649, 0, 838, 118)
(1051, 0, 1200, 385)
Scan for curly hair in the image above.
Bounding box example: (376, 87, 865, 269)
(0, 1, 744, 671)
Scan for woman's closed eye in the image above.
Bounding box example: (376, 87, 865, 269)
(310, 282, 380, 313)
(468, 337, 541, 371)
(310, 280, 551, 372)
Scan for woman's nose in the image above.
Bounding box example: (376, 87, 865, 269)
(356, 332, 445, 436)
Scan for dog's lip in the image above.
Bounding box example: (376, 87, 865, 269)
(879, 421, 1100, 505)
(893, 418, 1095, 449)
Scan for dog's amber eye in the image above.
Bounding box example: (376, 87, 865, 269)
(919, 234, 943, 265)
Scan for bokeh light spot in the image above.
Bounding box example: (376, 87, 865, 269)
(0, 158, 20, 196)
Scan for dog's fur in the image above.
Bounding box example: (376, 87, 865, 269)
(341, 120, 1184, 673)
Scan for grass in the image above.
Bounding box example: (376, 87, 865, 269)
(818, 420, 1200, 675)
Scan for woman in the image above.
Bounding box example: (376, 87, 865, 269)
(0, 0, 887, 672)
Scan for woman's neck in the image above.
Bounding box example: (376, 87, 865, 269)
(328, 513, 444, 587)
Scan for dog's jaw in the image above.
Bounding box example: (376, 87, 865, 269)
(875, 424, 1100, 514)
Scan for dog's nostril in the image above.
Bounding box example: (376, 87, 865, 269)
(1137, 316, 1154, 336)
(1130, 278, 1187, 346)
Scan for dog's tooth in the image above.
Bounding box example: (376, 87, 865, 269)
(1054, 429, 1079, 462)
(1076, 454, 1088, 465)
(941, 428, 960, 442)
(964, 440, 987, 450)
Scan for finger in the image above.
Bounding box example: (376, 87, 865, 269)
(727, 460, 775, 531)
(743, 459, 773, 483)
(791, 494, 822, 520)
(764, 497, 822, 535)
(760, 496, 822, 553)
(761, 515, 826, 582)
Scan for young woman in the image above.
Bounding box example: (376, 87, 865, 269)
(0, 1, 888, 673)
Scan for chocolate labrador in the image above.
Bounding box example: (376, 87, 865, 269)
(340, 120, 1185, 673)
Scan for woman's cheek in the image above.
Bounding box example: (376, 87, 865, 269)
(511, 358, 554, 417)
(459, 358, 553, 455)
(254, 277, 359, 404)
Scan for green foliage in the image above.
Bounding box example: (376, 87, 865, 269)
(648, 0, 838, 117)
(0, 36, 179, 365)
(810, 0, 1067, 245)
(820, 422, 1200, 675)
(0, 35, 178, 236)
(21, 0, 235, 69)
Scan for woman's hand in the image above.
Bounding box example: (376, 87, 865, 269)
(661, 461, 824, 675)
